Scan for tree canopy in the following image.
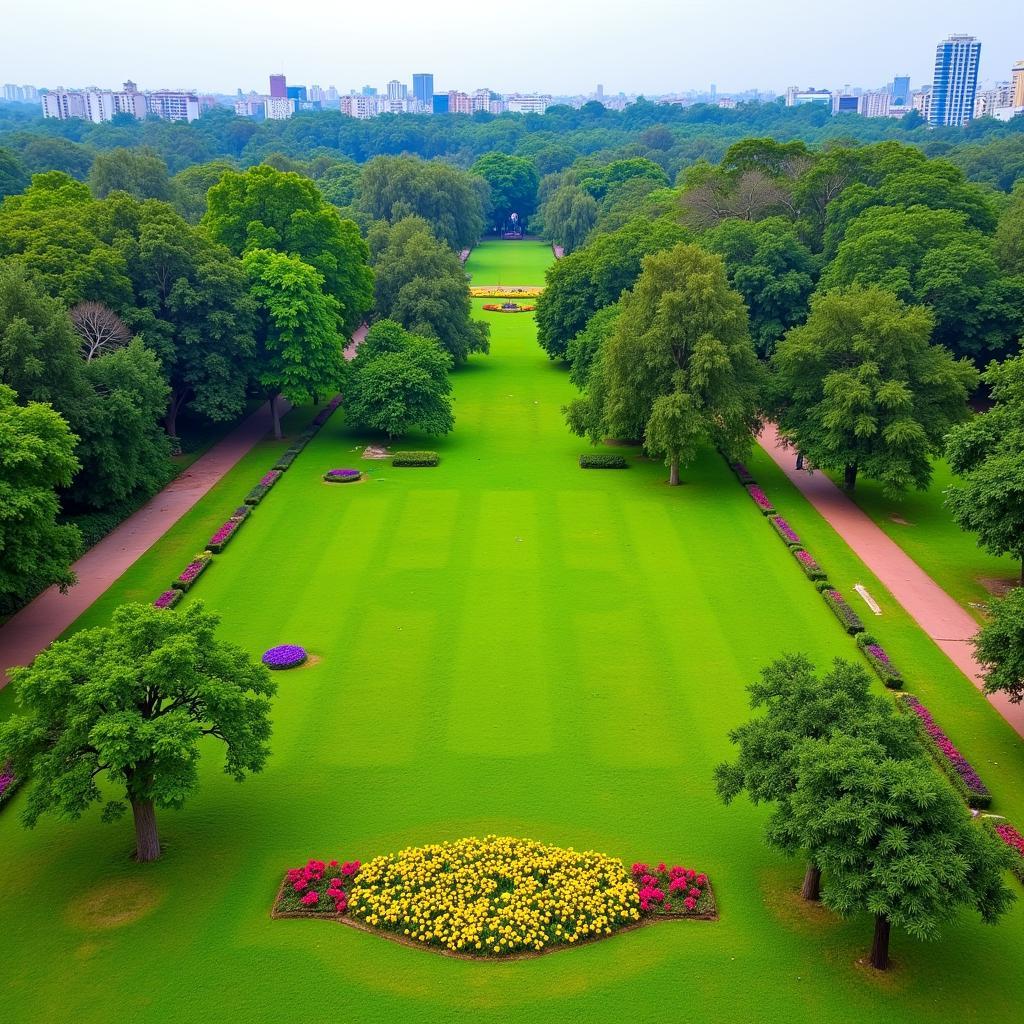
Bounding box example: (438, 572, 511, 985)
(471, 152, 539, 230)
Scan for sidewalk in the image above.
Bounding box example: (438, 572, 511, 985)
(0, 399, 289, 686)
(758, 424, 1024, 739)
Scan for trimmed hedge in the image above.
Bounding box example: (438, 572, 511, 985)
(769, 515, 802, 548)
(745, 485, 775, 515)
(791, 547, 827, 581)
(392, 451, 440, 467)
(579, 454, 628, 469)
(154, 588, 183, 610)
(273, 446, 304, 471)
(855, 633, 904, 689)
(171, 552, 212, 592)
(728, 461, 756, 486)
(230, 505, 251, 523)
(821, 587, 865, 635)
(244, 470, 283, 505)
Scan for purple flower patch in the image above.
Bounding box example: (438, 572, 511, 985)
(770, 515, 801, 545)
(324, 468, 361, 483)
(153, 589, 182, 610)
(745, 485, 775, 514)
(262, 645, 308, 670)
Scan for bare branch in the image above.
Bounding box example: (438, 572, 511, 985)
(69, 302, 132, 361)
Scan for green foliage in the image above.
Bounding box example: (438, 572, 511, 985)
(0, 601, 276, 859)
(567, 303, 620, 390)
(974, 584, 1024, 704)
(771, 286, 978, 496)
(170, 159, 235, 222)
(0, 146, 28, 199)
(537, 184, 598, 253)
(471, 152, 540, 228)
(577, 158, 669, 200)
(0, 384, 81, 614)
(566, 243, 762, 483)
(578, 453, 627, 469)
(945, 351, 1024, 575)
(344, 320, 454, 439)
(994, 182, 1024, 275)
(88, 147, 173, 201)
(391, 451, 440, 467)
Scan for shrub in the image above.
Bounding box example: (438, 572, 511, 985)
(244, 470, 283, 505)
(206, 517, 243, 554)
(392, 451, 440, 467)
(579, 453, 628, 469)
(730, 461, 756, 486)
(821, 587, 865, 634)
(153, 589, 182, 610)
(0, 762, 21, 808)
(769, 515, 801, 547)
(745, 484, 775, 515)
(171, 553, 212, 592)
(792, 547, 827, 581)
(262, 645, 308, 670)
(273, 447, 304, 471)
(323, 468, 361, 483)
(230, 505, 251, 523)
(855, 633, 904, 689)
(898, 694, 992, 808)
(987, 820, 1024, 882)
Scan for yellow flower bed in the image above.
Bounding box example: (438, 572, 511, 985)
(348, 835, 641, 955)
(469, 286, 544, 298)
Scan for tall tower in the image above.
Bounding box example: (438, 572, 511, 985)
(1013, 60, 1024, 109)
(413, 73, 434, 109)
(930, 34, 981, 127)
(269, 74, 286, 99)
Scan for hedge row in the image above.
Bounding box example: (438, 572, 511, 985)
(985, 819, 1024, 882)
(580, 453, 628, 469)
(817, 583, 866, 635)
(393, 451, 440, 467)
(729, 461, 756, 486)
(769, 515, 801, 548)
(791, 547, 827, 581)
(745, 484, 775, 515)
(856, 633, 904, 689)
(245, 470, 283, 506)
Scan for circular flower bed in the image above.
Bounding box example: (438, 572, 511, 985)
(482, 302, 535, 313)
(262, 645, 308, 670)
(323, 468, 362, 483)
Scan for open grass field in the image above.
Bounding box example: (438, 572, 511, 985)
(836, 461, 1020, 620)
(463, 237, 553, 286)
(1, 241, 1023, 1024)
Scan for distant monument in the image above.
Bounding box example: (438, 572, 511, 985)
(501, 211, 525, 240)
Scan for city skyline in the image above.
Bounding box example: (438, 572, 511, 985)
(1, 0, 1021, 97)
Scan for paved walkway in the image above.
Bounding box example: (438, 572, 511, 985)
(0, 398, 292, 687)
(758, 424, 1024, 738)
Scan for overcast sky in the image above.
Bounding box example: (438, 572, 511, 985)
(1, 1, 1021, 96)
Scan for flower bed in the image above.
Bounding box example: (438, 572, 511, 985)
(171, 553, 212, 592)
(990, 822, 1024, 882)
(392, 451, 440, 467)
(273, 447, 304, 471)
(730, 462, 756, 486)
(482, 303, 536, 312)
(899, 695, 991, 808)
(769, 515, 802, 548)
(579, 454, 628, 469)
(230, 505, 251, 523)
(244, 470, 282, 505)
(791, 547, 827, 581)
(273, 836, 715, 957)
(745, 484, 775, 515)
(153, 589, 183, 610)
(262, 645, 308, 670)
(206, 517, 243, 554)
(323, 468, 362, 483)
(820, 587, 865, 635)
(0, 763, 20, 808)
(855, 633, 904, 689)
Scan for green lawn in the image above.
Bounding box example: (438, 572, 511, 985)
(1, 240, 1022, 1024)
(463, 238, 552, 286)
(836, 461, 1020, 620)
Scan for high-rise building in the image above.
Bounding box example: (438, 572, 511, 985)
(891, 75, 911, 109)
(269, 74, 287, 98)
(472, 88, 491, 113)
(506, 93, 552, 114)
(1013, 60, 1024, 109)
(265, 96, 293, 120)
(432, 93, 449, 114)
(596, 83, 604, 100)
(387, 79, 407, 102)
(286, 85, 307, 103)
(447, 90, 472, 114)
(41, 89, 87, 119)
(930, 34, 981, 127)
(412, 73, 434, 109)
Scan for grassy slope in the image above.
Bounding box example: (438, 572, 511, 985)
(0, 241, 1022, 1024)
(835, 460, 1020, 621)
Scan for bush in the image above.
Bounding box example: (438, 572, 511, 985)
(153, 589, 182, 610)
(171, 552, 212, 592)
(206, 517, 244, 554)
(898, 695, 992, 808)
(791, 548, 827, 581)
(769, 515, 801, 548)
(730, 461, 756, 486)
(230, 505, 251, 523)
(323, 468, 361, 483)
(745, 484, 775, 515)
(579, 453, 628, 469)
(0, 763, 21, 809)
(244, 470, 283, 505)
(392, 451, 440, 467)
(986, 820, 1024, 882)
(821, 587, 865, 634)
(855, 633, 904, 689)
(273, 447, 304, 471)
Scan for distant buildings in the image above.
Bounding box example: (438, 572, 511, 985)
(785, 87, 832, 107)
(3, 84, 38, 103)
(505, 93, 552, 114)
(412, 73, 433, 110)
(40, 81, 198, 123)
(269, 74, 286, 99)
(1015, 60, 1024, 108)
(930, 34, 981, 127)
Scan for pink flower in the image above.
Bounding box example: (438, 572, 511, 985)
(684, 897, 696, 911)
(341, 860, 361, 876)
(292, 880, 307, 892)
(301, 891, 319, 906)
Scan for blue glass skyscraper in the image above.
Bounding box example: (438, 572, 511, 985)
(413, 74, 434, 110)
(930, 35, 981, 127)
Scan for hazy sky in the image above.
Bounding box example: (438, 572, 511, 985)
(2, 1, 1021, 96)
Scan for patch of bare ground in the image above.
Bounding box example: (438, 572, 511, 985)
(978, 577, 1018, 598)
(362, 445, 391, 459)
(758, 867, 837, 935)
(889, 515, 913, 526)
(67, 877, 164, 930)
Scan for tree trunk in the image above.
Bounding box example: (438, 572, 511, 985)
(164, 388, 185, 441)
(131, 799, 161, 862)
(869, 914, 890, 970)
(668, 458, 680, 486)
(801, 861, 821, 901)
(843, 463, 858, 492)
(269, 393, 282, 440)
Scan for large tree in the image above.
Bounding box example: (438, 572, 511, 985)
(204, 164, 373, 334)
(771, 286, 977, 495)
(715, 654, 918, 902)
(945, 350, 1024, 581)
(243, 248, 346, 439)
(0, 602, 276, 862)
(471, 152, 540, 230)
(344, 320, 454, 438)
(566, 242, 762, 485)
(974, 587, 1024, 703)
(789, 733, 1013, 970)
(0, 385, 81, 614)
(88, 147, 173, 201)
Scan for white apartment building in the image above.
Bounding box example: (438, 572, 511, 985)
(859, 89, 891, 117)
(506, 93, 552, 114)
(472, 88, 491, 113)
(40, 89, 87, 119)
(146, 90, 200, 122)
(41, 82, 198, 122)
(84, 89, 114, 123)
(264, 96, 293, 120)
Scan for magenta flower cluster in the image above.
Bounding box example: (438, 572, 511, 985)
(209, 519, 240, 545)
(0, 764, 16, 802)
(260, 470, 281, 487)
(631, 862, 709, 915)
(324, 468, 361, 483)
(745, 484, 774, 513)
(902, 695, 990, 804)
(770, 516, 801, 544)
(262, 645, 308, 670)
(153, 589, 182, 610)
(287, 857, 360, 913)
(173, 555, 210, 590)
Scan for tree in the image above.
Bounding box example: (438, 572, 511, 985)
(88, 147, 173, 201)
(243, 248, 346, 439)
(567, 303, 620, 391)
(345, 320, 454, 438)
(170, 159, 234, 222)
(472, 152, 540, 230)
(704, 217, 816, 357)
(204, 164, 373, 334)
(974, 587, 1024, 702)
(538, 185, 598, 253)
(789, 733, 1013, 969)
(994, 182, 1024, 276)
(0, 385, 81, 615)
(715, 654, 918, 902)
(69, 301, 131, 361)
(0, 601, 276, 862)
(945, 351, 1024, 581)
(0, 147, 28, 200)
(566, 243, 762, 484)
(679, 161, 793, 230)
(771, 286, 977, 495)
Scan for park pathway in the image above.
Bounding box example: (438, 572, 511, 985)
(759, 423, 1024, 739)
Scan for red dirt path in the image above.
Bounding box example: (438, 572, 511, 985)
(758, 424, 1024, 739)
